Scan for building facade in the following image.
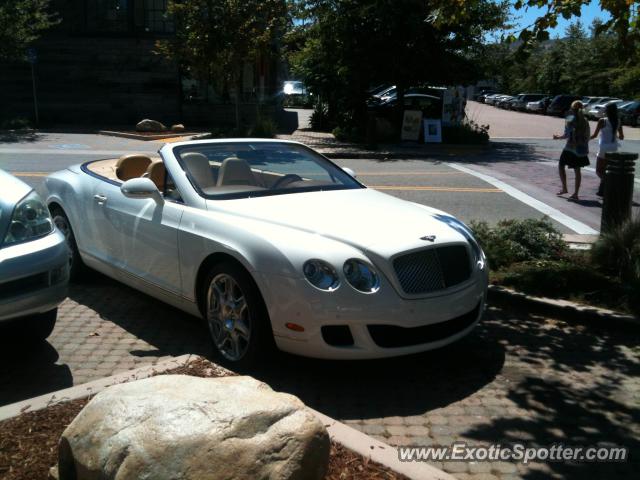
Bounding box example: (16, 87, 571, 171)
(1, 0, 282, 127)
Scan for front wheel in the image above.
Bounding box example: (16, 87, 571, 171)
(203, 262, 274, 370)
(50, 207, 86, 281)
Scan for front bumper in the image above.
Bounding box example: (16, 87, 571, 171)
(258, 268, 488, 360)
(0, 231, 69, 322)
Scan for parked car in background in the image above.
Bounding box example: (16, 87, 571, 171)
(620, 100, 640, 126)
(546, 95, 583, 116)
(43, 140, 488, 366)
(0, 170, 69, 341)
(586, 99, 624, 120)
(496, 95, 515, 109)
(475, 90, 496, 102)
(526, 96, 552, 114)
(511, 93, 548, 111)
(369, 93, 442, 119)
(484, 94, 504, 105)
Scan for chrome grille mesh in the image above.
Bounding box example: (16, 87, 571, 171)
(393, 245, 471, 295)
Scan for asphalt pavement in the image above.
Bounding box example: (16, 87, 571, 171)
(1, 120, 639, 235)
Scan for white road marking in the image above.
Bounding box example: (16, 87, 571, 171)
(447, 163, 599, 235)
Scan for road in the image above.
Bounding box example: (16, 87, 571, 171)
(4, 130, 638, 235)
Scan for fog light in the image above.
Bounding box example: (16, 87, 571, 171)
(285, 322, 305, 332)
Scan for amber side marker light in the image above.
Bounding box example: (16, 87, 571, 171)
(285, 323, 305, 332)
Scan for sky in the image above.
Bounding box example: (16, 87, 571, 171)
(509, 0, 612, 39)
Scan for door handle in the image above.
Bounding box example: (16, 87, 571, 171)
(94, 194, 107, 204)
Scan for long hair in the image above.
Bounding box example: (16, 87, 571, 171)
(571, 100, 589, 141)
(605, 102, 619, 143)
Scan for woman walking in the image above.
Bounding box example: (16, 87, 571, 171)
(590, 102, 624, 196)
(553, 100, 591, 201)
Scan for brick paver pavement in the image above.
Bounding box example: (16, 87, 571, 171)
(1, 274, 638, 479)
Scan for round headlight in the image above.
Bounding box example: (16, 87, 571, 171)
(343, 259, 380, 293)
(303, 260, 339, 291)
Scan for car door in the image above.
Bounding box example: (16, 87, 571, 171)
(91, 176, 183, 295)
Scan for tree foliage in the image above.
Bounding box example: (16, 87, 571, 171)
(484, 20, 638, 97)
(157, 0, 288, 127)
(288, 0, 509, 133)
(0, 0, 58, 60)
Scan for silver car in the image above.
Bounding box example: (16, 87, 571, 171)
(0, 170, 69, 340)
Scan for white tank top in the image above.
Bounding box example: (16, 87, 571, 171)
(599, 118, 618, 146)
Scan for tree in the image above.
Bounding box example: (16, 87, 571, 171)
(0, 0, 58, 60)
(289, 0, 509, 136)
(157, 0, 288, 129)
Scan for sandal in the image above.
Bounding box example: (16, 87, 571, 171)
(556, 190, 568, 196)
(568, 194, 579, 201)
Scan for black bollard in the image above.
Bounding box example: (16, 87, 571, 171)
(601, 152, 637, 233)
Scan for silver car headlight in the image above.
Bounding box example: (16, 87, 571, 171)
(435, 214, 486, 270)
(303, 259, 340, 291)
(343, 259, 380, 293)
(3, 191, 53, 246)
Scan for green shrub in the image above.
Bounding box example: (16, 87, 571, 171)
(442, 120, 489, 144)
(1, 117, 31, 130)
(249, 116, 276, 138)
(470, 218, 567, 270)
(498, 259, 612, 298)
(591, 216, 640, 310)
(310, 102, 333, 131)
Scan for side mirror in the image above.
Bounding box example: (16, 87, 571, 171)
(342, 167, 356, 178)
(121, 178, 164, 204)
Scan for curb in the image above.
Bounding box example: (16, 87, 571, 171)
(311, 408, 455, 480)
(99, 130, 203, 141)
(0, 355, 451, 480)
(315, 144, 491, 159)
(488, 285, 640, 331)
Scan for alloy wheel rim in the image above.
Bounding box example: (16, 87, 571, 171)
(206, 273, 250, 361)
(53, 215, 74, 269)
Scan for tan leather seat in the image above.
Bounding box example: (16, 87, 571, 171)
(182, 152, 216, 189)
(217, 157, 258, 187)
(115, 154, 152, 181)
(145, 161, 166, 189)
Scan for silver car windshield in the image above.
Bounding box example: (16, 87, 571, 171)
(174, 142, 362, 199)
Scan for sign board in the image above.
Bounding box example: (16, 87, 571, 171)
(401, 110, 423, 141)
(423, 119, 442, 143)
(441, 87, 466, 126)
(26, 48, 37, 64)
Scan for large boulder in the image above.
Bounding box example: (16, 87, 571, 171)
(171, 123, 186, 132)
(135, 119, 167, 132)
(58, 375, 329, 480)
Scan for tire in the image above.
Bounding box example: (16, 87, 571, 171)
(50, 206, 86, 281)
(27, 308, 57, 340)
(202, 261, 275, 370)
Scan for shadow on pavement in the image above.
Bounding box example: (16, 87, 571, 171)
(253, 321, 505, 420)
(0, 339, 73, 406)
(66, 273, 212, 360)
(0, 131, 39, 144)
(465, 306, 640, 479)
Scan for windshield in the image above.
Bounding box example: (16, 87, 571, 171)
(174, 141, 363, 199)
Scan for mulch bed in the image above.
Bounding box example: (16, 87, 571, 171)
(0, 358, 407, 480)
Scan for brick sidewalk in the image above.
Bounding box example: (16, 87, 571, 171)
(1, 273, 638, 480)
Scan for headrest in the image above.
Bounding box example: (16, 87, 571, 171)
(217, 157, 257, 186)
(116, 154, 152, 181)
(146, 161, 166, 189)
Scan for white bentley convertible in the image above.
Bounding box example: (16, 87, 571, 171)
(44, 139, 488, 366)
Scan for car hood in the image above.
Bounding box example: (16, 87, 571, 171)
(206, 188, 467, 256)
(0, 170, 32, 242)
